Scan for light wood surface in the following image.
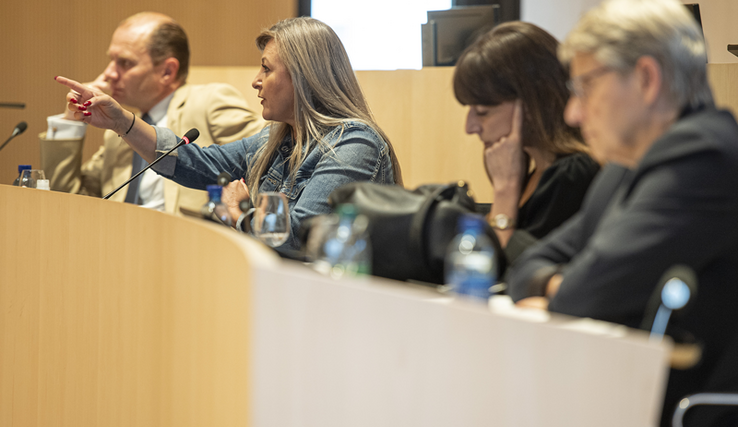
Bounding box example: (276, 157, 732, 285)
(0, 184, 278, 427)
(708, 63, 738, 116)
(1, 184, 671, 426)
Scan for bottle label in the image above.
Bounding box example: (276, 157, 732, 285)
(456, 275, 493, 300)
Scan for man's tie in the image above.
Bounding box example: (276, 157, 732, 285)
(124, 113, 154, 205)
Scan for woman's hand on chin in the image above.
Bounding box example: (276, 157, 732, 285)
(484, 100, 526, 193)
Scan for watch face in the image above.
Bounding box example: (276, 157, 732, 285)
(494, 214, 511, 230)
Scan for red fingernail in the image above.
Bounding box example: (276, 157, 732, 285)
(70, 98, 77, 104)
(84, 101, 91, 107)
(78, 105, 87, 111)
(240, 178, 245, 182)
(54, 76, 58, 80)
(83, 112, 91, 117)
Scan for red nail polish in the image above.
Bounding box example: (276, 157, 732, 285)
(70, 98, 77, 104)
(54, 76, 58, 80)
(83, 112, 91, 117)
(78, 105, 87, 111)
(84, 101, 91, 107)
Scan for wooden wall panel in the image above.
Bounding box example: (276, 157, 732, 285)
(0, 0, 295, 185)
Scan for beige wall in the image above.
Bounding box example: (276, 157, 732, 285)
(0, 0, 295, 184)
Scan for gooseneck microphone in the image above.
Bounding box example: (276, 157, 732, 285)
(103, 128, 200, 200)
(641, 265, 698, 341)
(0, 121, 28, 153)
(0, 102, 25, 109)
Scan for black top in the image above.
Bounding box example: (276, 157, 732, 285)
(508, 107, 738, 426)
(504, 152, 600, 265)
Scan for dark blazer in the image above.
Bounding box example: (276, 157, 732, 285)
(508, 106, 738, 426)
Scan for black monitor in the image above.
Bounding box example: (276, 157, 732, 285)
(421, 2, 518, 67)
(683, 3, 703, 30)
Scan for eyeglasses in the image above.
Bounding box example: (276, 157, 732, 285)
(566, 66, 613, 99)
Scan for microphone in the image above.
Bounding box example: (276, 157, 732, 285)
(103, 128, 200, 200)
(0, 102, 25, 109)
(642, 265, 698, 341)
(0, 121, 28, 153)
(217, 171, 232, 186)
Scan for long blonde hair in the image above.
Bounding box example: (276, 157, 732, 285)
(247, 17, 403, 197)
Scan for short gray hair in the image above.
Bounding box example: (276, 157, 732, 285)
(560, 0, 712, 110)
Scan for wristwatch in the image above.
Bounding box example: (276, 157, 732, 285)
(490, 213, 516, 230)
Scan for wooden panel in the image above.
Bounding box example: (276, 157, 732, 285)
(708, 63, 738, 115)
(359, 68, 492, 201)
(0, 185, 279, 427)
(0, 0, 295, 186)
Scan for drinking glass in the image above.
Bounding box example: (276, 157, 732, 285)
(252, 192, 290, 247)
(19, 169, 46, 188)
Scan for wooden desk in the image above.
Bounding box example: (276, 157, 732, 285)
(0, 185, 670, 426)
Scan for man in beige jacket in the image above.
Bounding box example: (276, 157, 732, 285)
(40, 12, 263, 214)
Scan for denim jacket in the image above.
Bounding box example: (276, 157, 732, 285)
(152, 121, 395, 252)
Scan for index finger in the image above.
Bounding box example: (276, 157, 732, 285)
(54, 76, 93, 97)
(510, 99, 524, 138)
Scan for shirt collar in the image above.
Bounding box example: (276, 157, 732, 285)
(144, 92, 175, 126)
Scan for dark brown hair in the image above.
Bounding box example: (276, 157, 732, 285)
(453, 21, 584, 155)
(148, 21, 190, 83)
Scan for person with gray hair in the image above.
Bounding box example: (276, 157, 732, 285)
(54, 17, 402, 253)
(507, 0, 738, 425)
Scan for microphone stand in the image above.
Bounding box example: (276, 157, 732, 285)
(0, 126, 26, 153)
(103, 139, 189, 200)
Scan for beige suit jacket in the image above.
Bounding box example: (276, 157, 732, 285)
(39, 83, 264, 214)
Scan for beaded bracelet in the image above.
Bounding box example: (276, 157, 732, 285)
(118, 113, 136, 137)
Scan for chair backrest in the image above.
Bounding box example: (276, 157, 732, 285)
(672, 331, 738, 427)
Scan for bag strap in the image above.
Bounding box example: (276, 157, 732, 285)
(408, 184, 461, 273)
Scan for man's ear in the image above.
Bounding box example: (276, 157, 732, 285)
(160, 57, 180, 85)
(634, 56, 663, 106)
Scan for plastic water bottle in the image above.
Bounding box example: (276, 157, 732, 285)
(201, 184, 233, 227)
(12, 164, 31, 186)
(445, 214, 497, 302)
(316, 204, 371, 278)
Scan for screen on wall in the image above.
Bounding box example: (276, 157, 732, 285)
(309, 0, 453, 70)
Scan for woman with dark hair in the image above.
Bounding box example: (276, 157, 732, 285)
(54, 17, 402, 253)
(453, 21, 599, 264)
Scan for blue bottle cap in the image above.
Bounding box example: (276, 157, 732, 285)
(458, 214, 485, 233)
(336, 203, 358, 219)
(206, 184, 222, 201)
(18, 164, 31, 173)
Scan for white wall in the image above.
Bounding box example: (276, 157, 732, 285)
(521, 0, 738, 64)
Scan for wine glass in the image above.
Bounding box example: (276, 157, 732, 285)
(252, 192, 290, 247)
(19, 169, 46, 188)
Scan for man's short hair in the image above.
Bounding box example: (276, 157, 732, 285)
(559, 0, 713, 110)
(148, 20, 190, 83)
